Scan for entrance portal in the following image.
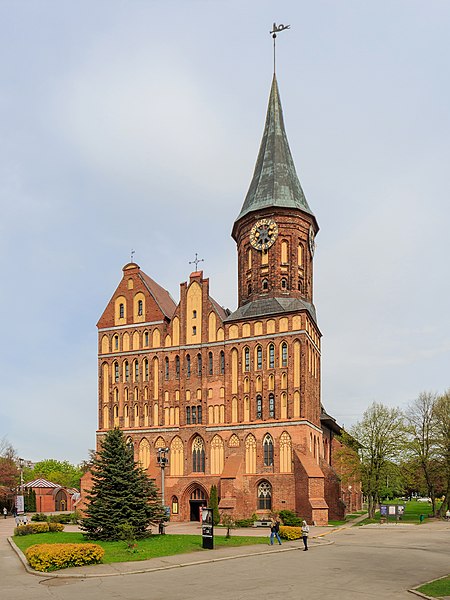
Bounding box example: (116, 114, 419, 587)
(189, 487, 207, 521)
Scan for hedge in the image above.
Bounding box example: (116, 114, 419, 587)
(279, 526, 303, 540)
(14, 522, 64, 536)
(25, 543, 104, 572)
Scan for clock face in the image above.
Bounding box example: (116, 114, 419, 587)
(249, 219, 279, 251)
(309, 226, 316, 256)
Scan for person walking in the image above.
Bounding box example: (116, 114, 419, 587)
(301, 520, 309, 551)
(270, 517, 282, 545)
(2, 507, 7, 519)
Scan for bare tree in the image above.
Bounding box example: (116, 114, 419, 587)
(350, 402, 406, 519)
(405, 392, 439, 514)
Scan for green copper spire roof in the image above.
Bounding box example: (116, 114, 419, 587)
(235, 75, 314, 224)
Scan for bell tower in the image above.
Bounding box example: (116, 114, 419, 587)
(232, 75, 319, 314)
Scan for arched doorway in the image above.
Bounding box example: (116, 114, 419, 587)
(189, 487, 207, 521)
(55, 489, 68, 511)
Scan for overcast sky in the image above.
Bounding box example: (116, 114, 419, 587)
(1, 0, 449, 465)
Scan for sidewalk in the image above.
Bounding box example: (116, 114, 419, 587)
(1, 515, 342, 578)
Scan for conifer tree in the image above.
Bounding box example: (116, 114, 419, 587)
(81, 428, 164, 540)
(209, 484, 220, 526)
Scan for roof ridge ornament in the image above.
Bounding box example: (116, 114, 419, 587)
(270, 22, 291, 74)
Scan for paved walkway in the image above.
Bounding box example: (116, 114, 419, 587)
(1, 515, 449, 600)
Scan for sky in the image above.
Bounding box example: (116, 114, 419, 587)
(1, 0, 449, 465)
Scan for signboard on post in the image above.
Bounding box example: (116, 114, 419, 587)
(201, 507, 214, 549)
(15, 495, 24, 514)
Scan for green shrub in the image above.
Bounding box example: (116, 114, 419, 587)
(278, 510, 302, 527)
(48, 523, 64, 532)
(235, 518, 255, 528)
(31, 513, 47, 522)
(26, 543, 104, 572)
(279, 526, 303, 540)
(49, 514, 71, 524)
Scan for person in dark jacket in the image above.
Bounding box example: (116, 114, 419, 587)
(270, 517, 282, 545)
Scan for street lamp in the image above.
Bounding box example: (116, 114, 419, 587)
(156, 448, 170, 508)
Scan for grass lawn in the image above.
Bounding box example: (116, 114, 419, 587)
(13, 532, 268, 564)
(356, 500, 441, 526)
(416, 575, 450, 598)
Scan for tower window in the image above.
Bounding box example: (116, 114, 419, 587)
(114, 362, 119, 382)
(186, 406, 191, 425)
(165, 357, 169, 380)
(248, 283, 252, 295)
(119, 303, 124, 318)
(144, 332, 149, 346)
(192, 406, 197, 424)
(256, 394, 262, 419)
(197, 353, 202, 377)
(220, 351, 225, 375)
(175, 355, 180, 379)
(138, 300, 143, 316)
(197, 405, 202, 424)
(192, 437, 205, 473)
(134, 361, 139, 381)
(125, 361, 129, 382)
(193, 310, 197, 319)
(186, 354, 191, 378)
(208, 352, 213, 375)
(281, 342, 288, 367)
(262, 279, 269, 291)
(281, 278, 288, 290)
(244, 347, 250, 372)
(269, 393, 275, 418)
(298, 280, 303, 292)
(192, 326, 197, 336)
(269, 344, 275, 369)
(256, 345, 262, 370)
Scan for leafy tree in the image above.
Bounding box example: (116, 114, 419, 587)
(433, 390, 450, 515)
(81, 428, 164, 540)
(0, 438, 19, 508)
(209, 485, 220, 526)
(23, 459, 83, 489)
(220, 512, 236, 538)
(405, 392, 440, 514)
(350, 402, 406, 518)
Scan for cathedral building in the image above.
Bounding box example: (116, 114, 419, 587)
(95, 75, 356, 524)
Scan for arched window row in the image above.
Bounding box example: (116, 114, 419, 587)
(241, 342, 289, 373)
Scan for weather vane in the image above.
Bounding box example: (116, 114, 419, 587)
(131, 249, 135, 263)
(270, 22, 291, 74)
(189, 253, 204, 271)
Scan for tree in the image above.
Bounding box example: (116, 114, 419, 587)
(209, 485, 220, 526)
(220, 512, 236, 538)
(405, 392, 440, 514)
(350, 402, 406, 518)
(0, 438, 19, 508)
(81, 428, 164, 540)
(23, 459, 83, 489)
(433, 390, 450, 515)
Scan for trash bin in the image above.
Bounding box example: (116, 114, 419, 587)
(419, 514, 425, 523)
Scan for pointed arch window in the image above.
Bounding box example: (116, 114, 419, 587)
(262, 279, 269, 291)
(263, 434, 274, 466)
(269, 344, 275, 369)
(144, 331, 149, 347)
(192, 436, 205, 472)
(281, 342, 288, 367)
(281, 278, 288, 290)
(258, 481, 272, 510)
(186, 354, 191, 378)
(208, 352, 213, 375)
(220, 351, 225, 374)
(124, 361, 130, 382)
(244, 347, 250, 372)
(134, 360, 139, 382)
(119, 303, 124, 318)
(144, 358, 149, 381)
(269, 393, 275, 418)
(114, 335, 119, 350)
(186, 406, 191, 424)
(256, 345, 263, 370)
(138, 300, 143, 316)
(197, 353, 202, 377)
(165, 357, 169, 380)
(256, 394, 263, 419)
(175, 355, 180, 379)
(114, 362, 119, 383)
(171, 496, 179, 514)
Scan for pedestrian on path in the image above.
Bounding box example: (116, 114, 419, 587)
(270, 517, 282, 545)
(301, 520, 309, 551)
(2, 507, 7, 519)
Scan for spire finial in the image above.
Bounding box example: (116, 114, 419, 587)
(270, 23, 291, 74)
(131, 249, 135, 263)
(189, 253, 204, 271)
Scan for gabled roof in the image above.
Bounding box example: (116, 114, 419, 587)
(24, 478, 60, 489)
(234, 74, 314, 229)
(139, 271, 176, 319)
(209, 296, 229, 321)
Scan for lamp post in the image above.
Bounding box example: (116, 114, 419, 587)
(156, 448, 170, 508)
